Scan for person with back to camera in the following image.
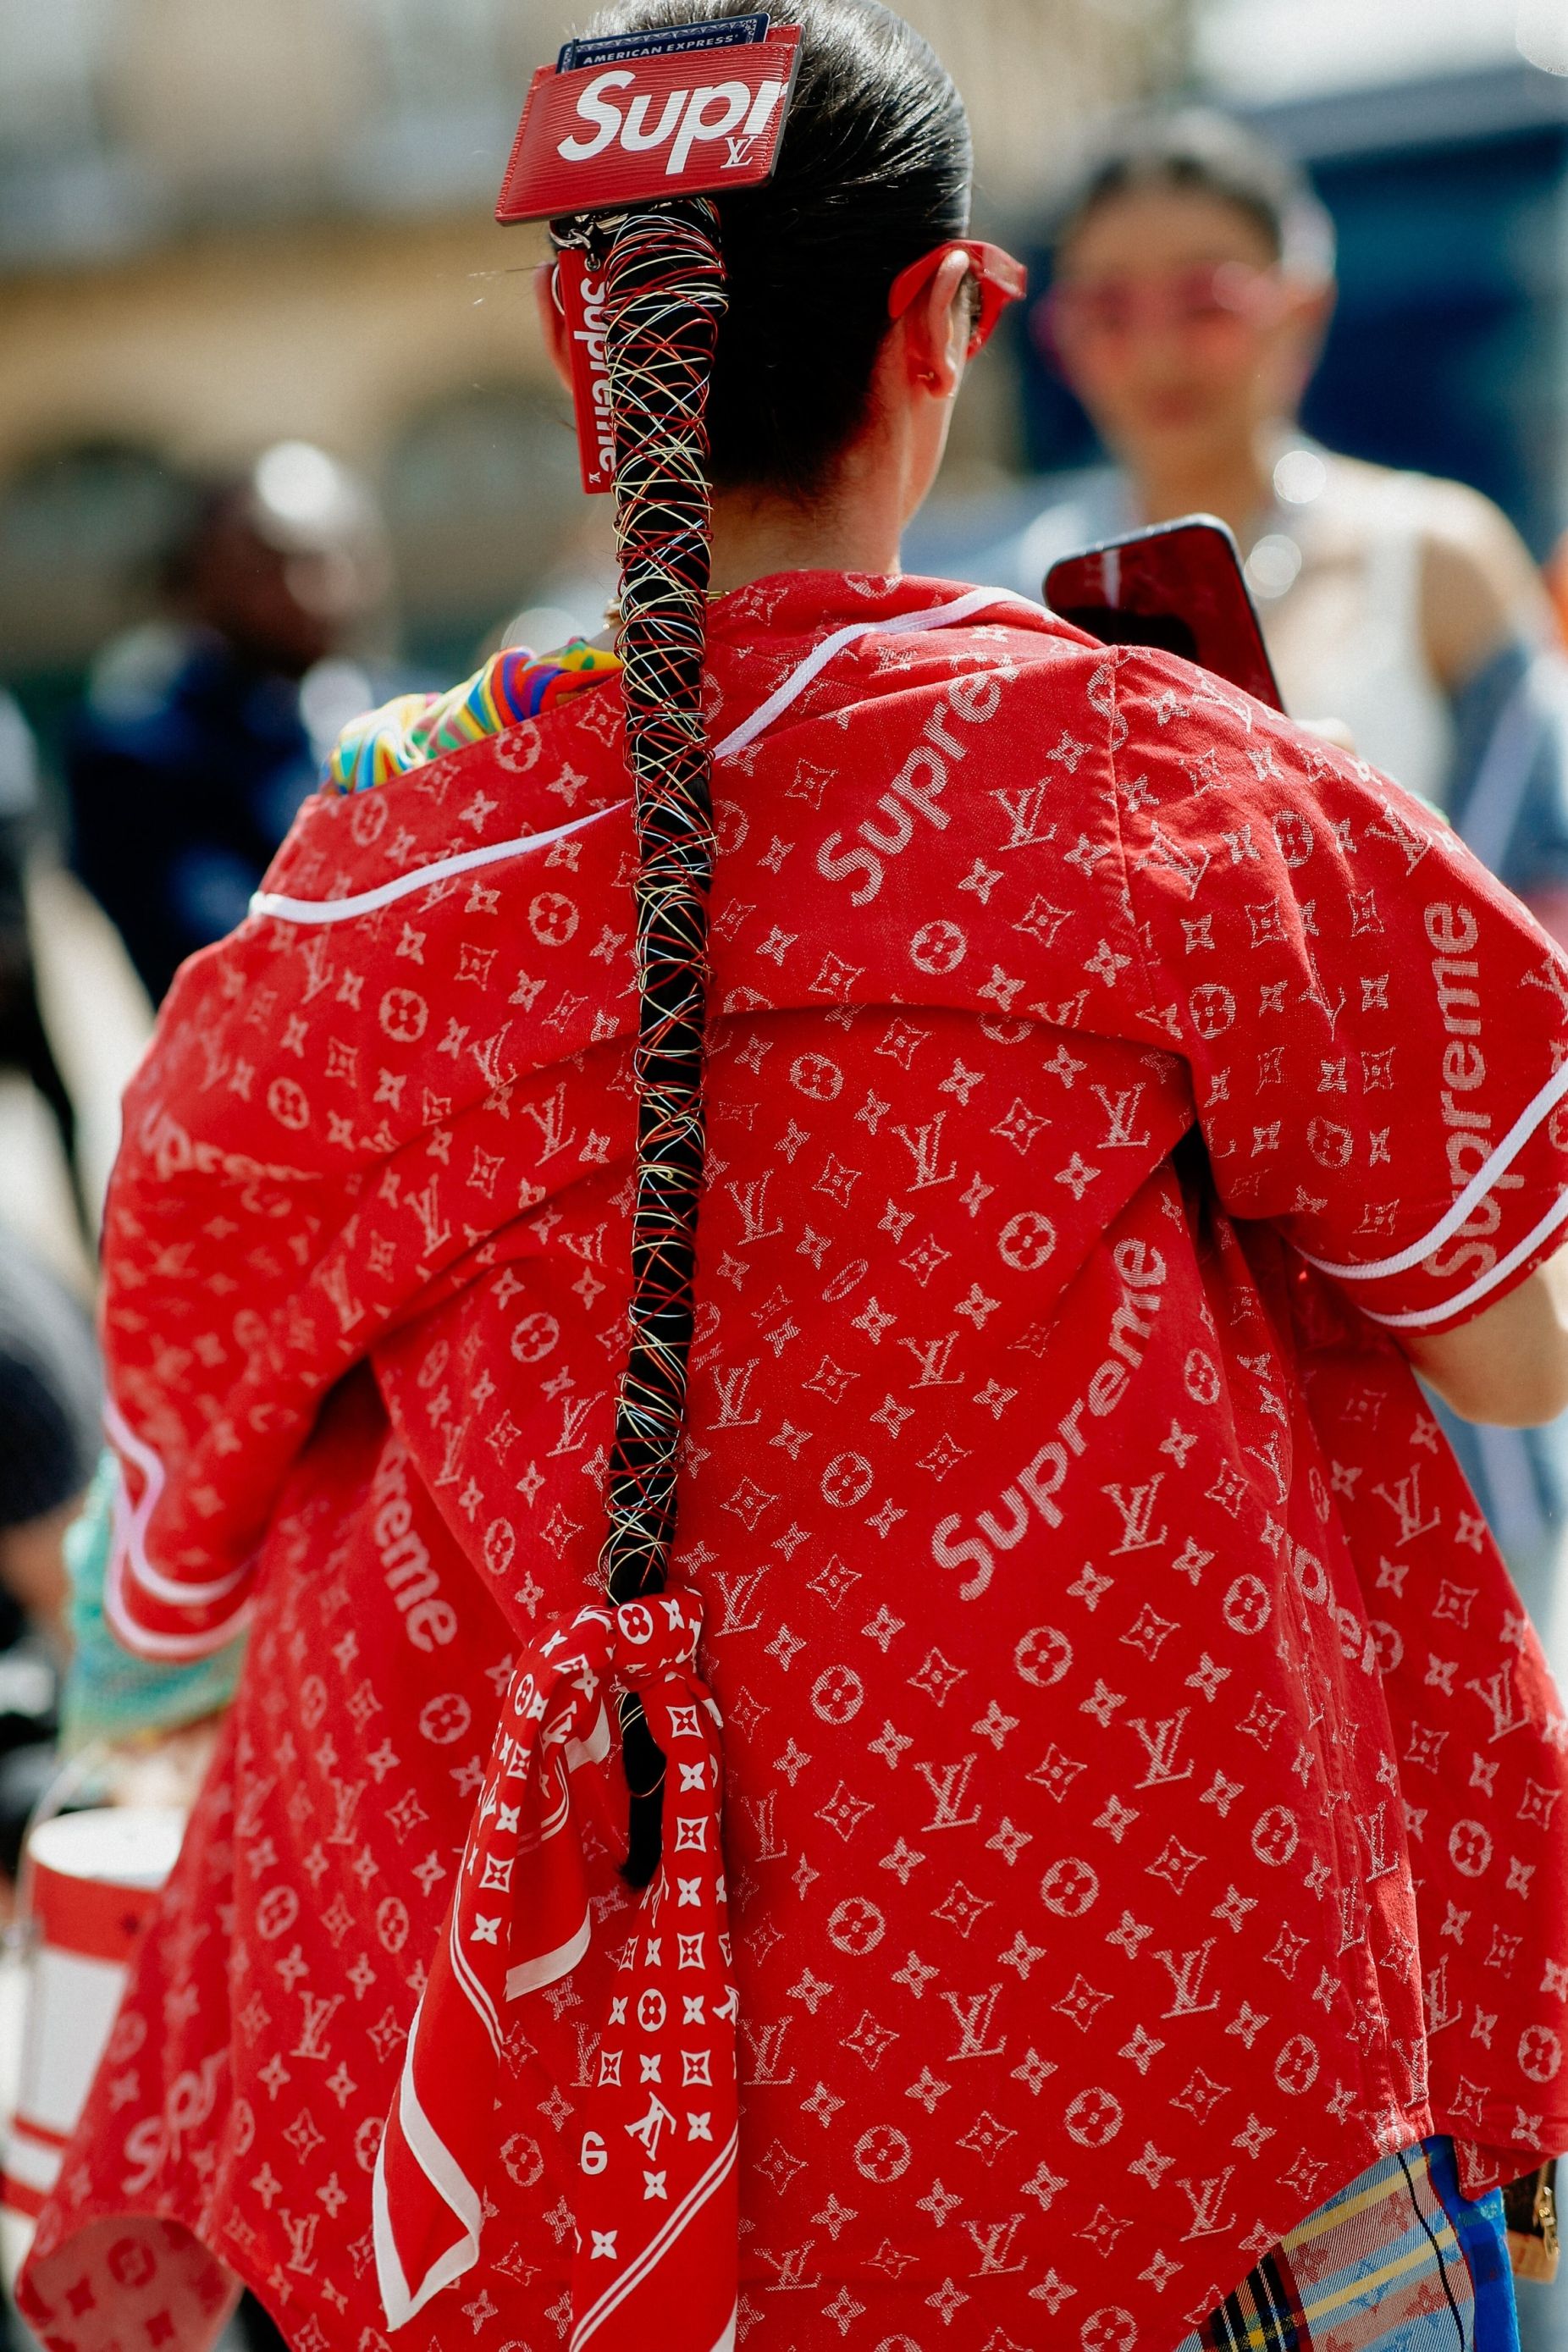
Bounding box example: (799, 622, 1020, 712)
(988, 107, 1568, 1679)
(15, 7, 1568, 2348)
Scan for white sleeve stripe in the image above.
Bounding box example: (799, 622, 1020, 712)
(251, 589, 1048, 929)
(1362, 1180, 1568, 1331)
(249, 803, 622, 926)
(1302, 1055, 1568, 1283)
(709, 587, 1045, 762)
(104, 1400, 254, 1611)
(102, 1542, 252, 1660)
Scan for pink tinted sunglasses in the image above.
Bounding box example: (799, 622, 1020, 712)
(1038, 261, 1288, 357)
(888, 240, 1029, 358)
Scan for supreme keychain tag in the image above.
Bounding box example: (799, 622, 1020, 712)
(556, 249, 616, 495)
(497, 17, 802, 223)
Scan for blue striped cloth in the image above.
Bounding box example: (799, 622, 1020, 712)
(1179, 2139, 1518, 2351)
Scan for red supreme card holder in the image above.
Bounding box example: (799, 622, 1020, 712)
(500, 14, 802, 494)
(496, 16, 802, 224)
(556, 249, 616, 495)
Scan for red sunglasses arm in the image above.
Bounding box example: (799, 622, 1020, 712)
(888, 242, 1024, 319)
(887, 241, 1028, 328)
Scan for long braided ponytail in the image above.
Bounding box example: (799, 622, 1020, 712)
(564, 198, 728, 1879)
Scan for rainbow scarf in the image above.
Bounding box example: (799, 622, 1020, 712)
(325, 638, 622, 794)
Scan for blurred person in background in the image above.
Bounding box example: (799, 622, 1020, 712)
(985, 108, 1568, 1655)
(65, 443, 390, 1005)
(1002, 112, 1563, 882)
(0, 696, 89, 1239)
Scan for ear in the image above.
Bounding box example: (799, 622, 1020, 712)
(893, 248, 975, 402)
(1289, 277, 1335, 354)
(1297, 277, 1335, 360)
(1276, 276, 1336, 407)
(535, 260, 574, 395)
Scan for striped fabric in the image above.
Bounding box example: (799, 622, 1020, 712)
(1181, 2139, 1519, 2352)
(324, 638, 622, 793)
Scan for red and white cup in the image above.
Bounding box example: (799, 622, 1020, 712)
(2, 1808, 185, 2227)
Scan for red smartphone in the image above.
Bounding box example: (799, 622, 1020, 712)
(1045, 515, 1284, 711)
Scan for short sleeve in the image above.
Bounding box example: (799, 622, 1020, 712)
(1109, 645, 1568, 1334)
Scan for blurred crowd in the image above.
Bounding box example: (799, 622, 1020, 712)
(4, 69, 1568, 2352)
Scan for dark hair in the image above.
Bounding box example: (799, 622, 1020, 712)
(584, 0, 972, 495)
(1053, 108, 1334, 281)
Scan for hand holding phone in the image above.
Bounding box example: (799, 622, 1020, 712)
(1045, 515, 1284, 712)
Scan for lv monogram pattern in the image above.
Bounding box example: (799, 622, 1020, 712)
(20, 575, 1568, 2352)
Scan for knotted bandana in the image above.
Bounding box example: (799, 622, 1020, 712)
(374, 1591, 737, 2351)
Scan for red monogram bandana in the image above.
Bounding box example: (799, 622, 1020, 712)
(19, 575, 1568, 2352)
(375, 1591, 738, 2348)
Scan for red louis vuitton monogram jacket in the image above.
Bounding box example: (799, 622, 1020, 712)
(19, 573, 1568, 2352)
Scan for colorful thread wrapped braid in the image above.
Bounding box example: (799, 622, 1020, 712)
(323, 202, 730, 1881)
(324, 638, 621, 793)
(585, 197, 728, 1879)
